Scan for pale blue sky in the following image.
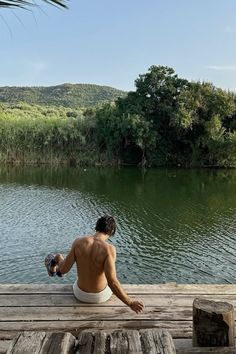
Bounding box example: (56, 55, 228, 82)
(1, 0, 236, 91)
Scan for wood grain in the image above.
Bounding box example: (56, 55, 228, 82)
(2, 294, 236, 307)
(1, 284, 236, 295)
(1, 283, 236, 343)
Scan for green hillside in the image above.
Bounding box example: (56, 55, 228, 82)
(0, 83, 126, 108)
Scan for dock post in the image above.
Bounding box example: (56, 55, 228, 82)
(193, 298, 235, 347)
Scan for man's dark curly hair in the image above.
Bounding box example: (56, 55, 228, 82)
(95, 215, 116, 236)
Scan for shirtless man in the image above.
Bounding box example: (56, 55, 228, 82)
(45, 215, 144, 313)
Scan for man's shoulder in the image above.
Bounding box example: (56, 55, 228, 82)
(107, 243, 116, 256)
(98, 241, 115, 256)
(73, 235, 92, 246)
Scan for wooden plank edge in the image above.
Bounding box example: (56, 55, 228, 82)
(1, 284, 236, 295)
(177, 348, 236, 354)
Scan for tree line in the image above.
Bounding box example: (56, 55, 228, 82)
(0, 65, 236, 167)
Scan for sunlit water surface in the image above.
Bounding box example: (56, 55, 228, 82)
(1, 166, 236, 284)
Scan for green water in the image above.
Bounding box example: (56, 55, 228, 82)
(1, 166, 236, 284)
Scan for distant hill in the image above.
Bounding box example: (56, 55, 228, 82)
(0, 83, 126, 108)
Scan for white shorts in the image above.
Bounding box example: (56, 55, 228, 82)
(73, 281, 112, 303)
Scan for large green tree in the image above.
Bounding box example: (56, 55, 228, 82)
(117, 65, 190, 165)
(95, 103, 156, 166)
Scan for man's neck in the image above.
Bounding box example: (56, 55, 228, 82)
(94, 232, 109, 242)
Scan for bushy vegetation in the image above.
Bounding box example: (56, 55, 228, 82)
(0, 84, 126, 108)
(1, 66, 236, 167)
(94, 66, 236, 167)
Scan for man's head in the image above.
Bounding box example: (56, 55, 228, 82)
(95, 215, 116, 236)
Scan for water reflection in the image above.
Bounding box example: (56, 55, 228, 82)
(0, 166, 236, 284)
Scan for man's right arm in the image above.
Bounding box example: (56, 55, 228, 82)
(54, 240, 76, 275)
(104, 246, 144, 313)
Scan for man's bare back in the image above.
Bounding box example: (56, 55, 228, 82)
(74, 235, 114, 292)
(46, 216, 144, 313)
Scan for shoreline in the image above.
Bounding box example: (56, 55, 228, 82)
(0, 160, 235, 169)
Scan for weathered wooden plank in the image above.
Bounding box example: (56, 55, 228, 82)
(109, 331, 130, 354)
(6, 331, 46, 354)
(178, 348, 236, 354)
(140, 329, 176, 354)
(1, 284, 236, 295)
(109, 330, 142, 354)
(0, 333, 18, 341)
(6, 332, 75, 354)
(125, 284, 236, 295)
(61, 330, 107, 354)
(75, 331, 94, 354)
(0, 294, 94, 307)
(93, 332, 107, 354)
(40, 332, 75, 354)
(0, 320, 192, 336)
(1, 294, 236, 307)
(154, 329, 176, 354)
(174, 339, 236, 353)
(125, 330, 143, 353)
(0, 285, 73, 295)
(0, 321, 192, 338)
(154, 330, 174, 354)
(0, 340, 11, 354)
(75, 330, 176, 354)
(139, 329, 156, 354)
(0, 306, 192, 321)
(0, 329, 193, 342)
(174, 338, 192, 351)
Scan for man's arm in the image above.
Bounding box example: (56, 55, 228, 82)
(104, 246, 144, 313)
(54, 240, 76, 275)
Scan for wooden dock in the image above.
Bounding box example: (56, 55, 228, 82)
(1, 283, 236, 353)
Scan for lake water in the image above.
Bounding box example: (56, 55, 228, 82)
(0, 166, 236, 285)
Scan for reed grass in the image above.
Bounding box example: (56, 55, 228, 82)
(0, 103, 99, 165)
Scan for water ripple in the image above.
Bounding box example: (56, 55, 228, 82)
(1, 167, 236, 284)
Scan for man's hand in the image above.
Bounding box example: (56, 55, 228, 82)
(129, 300, 144, 314)
(54, 253, 64, 265)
